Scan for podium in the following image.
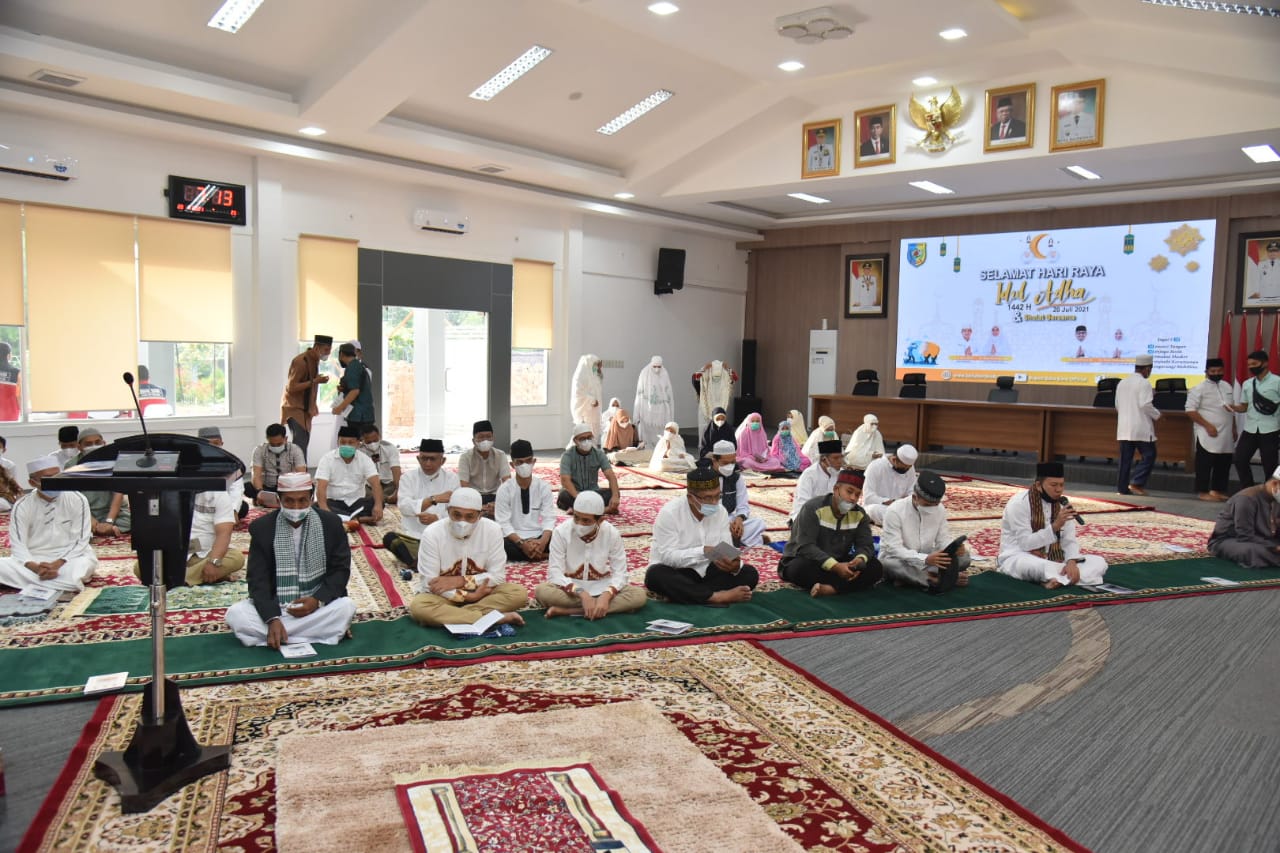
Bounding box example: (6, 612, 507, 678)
(43, 433, 242, 812)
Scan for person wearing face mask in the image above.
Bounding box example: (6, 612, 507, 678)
(634, 356, 675, 450)
(280, 334, 333, 458)
(791, 440, 844, 524)
(558, 423, 621, 513)
(330, 341, 374, 438)
(879, 471, 970, 592)
(1185, 358, 1234, 501)
(699, 406, 735, 458)
(1207, 465, 1280, 568)
(384, 438, 459, 567)
(495, 439, 556, 562)
(315, 426, 383, 530)
(770, 419, 811, 473)
(63, 427, 132, 536)
(248, 424, 308, 508)
(780, 468, 882, 597)
(861, 444, 919, 525)
(648, 421, 697, 473)
(1115, 354, 1160, 497)
(710, 440, 766, 547)
(802, 416, 839, 464)
(997, 462, 1107, 589)
(537, 491, 646, 619)
(198, 426, 249, 520)
(603, 408, 648, 466)
(458, 420, 510, 518)
(0, 456, 97, 592)
(1229, 350, 1280, 489)
(844, 413, 886, 470)
(734, 413, 785, 473)
(645, 460, 759, 605)
(409, 487, 528, 628)
(225, 472, 356, 648)
(53, 425, 80, 467)
(571, 354, 606, 440)
(357, 424, 401, 503)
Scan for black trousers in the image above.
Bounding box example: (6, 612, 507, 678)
(322, 497, 375, 518)
(644, 563, 759, 604)
(1233, 430, 1280, 488)
(557, 487, 616, 511)
(504, 538, 536, 562)
(1195, 439, 1232, 494)
(286, 417, 311, 457)
(779, 555, 884, 593)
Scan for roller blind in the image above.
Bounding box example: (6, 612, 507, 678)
(0, 201, 22, 326)
(138, 218, 234, 342)
(24, 205, 136, 411)
(512, 258, 553, 349)
(298, 235, 357, 341)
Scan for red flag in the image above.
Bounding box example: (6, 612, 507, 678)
(1270, 311, 1279, 371)
(1218, 312, 1233, 378)
(1254, 312, 1264, 353)
(1236, 312, 1250, 388)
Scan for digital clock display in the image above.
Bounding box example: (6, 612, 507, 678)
(166, 175, 247, 225)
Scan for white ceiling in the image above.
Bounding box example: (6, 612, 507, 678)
(0, 0, 1277, 232)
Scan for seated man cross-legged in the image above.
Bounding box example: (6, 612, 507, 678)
(861, 443, 918, 525)
(779, 467, 884, 597)
(496, 439, 556, 562)
(247, 423, 307, 508)
(133, 483, 244, 586)
(997, 462, 1108, 588)
(383, 438, 458, 568)
(790, 439, 844, 525)
(458, 419, 510, 517)
(224, 472, 356, 648)
(879, 471, 970, 592)
(536, 491, 647, 619)
(316, 425, 383, 529)
(710, 439, 767, 547)
(558, 423, 620, 513)
(0, 456, 98, 593)
(1207, 465, 1280, 568)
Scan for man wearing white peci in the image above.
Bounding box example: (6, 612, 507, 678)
(0, 455, 97, 593)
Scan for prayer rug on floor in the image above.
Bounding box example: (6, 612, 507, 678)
(21, 641, 1084, 853)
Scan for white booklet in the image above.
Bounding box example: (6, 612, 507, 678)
(84, 671, 129, 696)
(19, 583, 60, 603)
(280, 642, 317, 658)
(445, 608, 503, 637)
(1200, 576, 1242, 587)
(708, 541, 740, 562)
(646, 619, 694, 635)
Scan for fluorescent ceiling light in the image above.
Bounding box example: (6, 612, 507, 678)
(648, 2, 680, 14)
(908, 180, 955, 195)
(1140, 0, 1280, 16)
(788, 192, 831, 204)
(938, 28, 968, 39)
(207, 0, 266, 33)
(597, 89, 674, 135)
(1064, 165, 1102, 180)
(912, 76, 938, 86)
(1242, 144, 1280, 163)
(613, 192, 636, 200)
(298, 126, 326, 137)
(469, 46, 554, 101)
(778, 60, 805, 72)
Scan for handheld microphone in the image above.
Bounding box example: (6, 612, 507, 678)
(1058, 495, 1085, 526)
(122, 371, 156, 468)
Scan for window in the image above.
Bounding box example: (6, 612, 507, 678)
(511, 258, 552, 408)
(511, 348, 548, 407)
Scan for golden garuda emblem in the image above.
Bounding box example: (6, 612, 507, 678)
(908, 86, 963, 152)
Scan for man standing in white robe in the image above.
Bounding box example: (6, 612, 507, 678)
(880, 471, 969, 591)
(0, 456, 97, 592)
(1115, 354, 1159, 497)
(633, 356, 675, 450)
(791, 440, 843, 523)
(997, 462, 1108, 588)
(861, 444, 919, 525)
(571, 354, 605, 439)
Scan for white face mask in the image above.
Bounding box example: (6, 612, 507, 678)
(450, 519, 475, 539)
(699, 502, 720, 516)
(718, 463, 735, 477)
(574, 522, 597, 539)
(281, 506, 309, 523)
(834, 498, 855, 515)
(514, 463, 533, 478)
(576, 439, 594, 452)
(714, 417, 726, 427)
(476, 440, 493, 452)
(268, 443, 288, 454)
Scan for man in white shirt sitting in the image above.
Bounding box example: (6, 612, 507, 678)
(358, 424, 402, 503)
(0, 456, 97, 592)
(198, 426, 248, 520)
(862, 444, 919, 525)
(495, 439, 556, 562)
(879, 471, 969, 592)
(710, 440, 767, 547)
(408, 487, 528, 628)
(384, 438, 458, 568)
(315, 425, 383, 530)
(791, 439, 843, 524)
(536, 491, 647, 620)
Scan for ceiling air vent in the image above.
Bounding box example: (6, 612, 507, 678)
(474, 164, 509, 175)
(29, 69, 86, 88)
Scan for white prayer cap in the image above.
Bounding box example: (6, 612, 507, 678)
(863, 413, 878, 425)
(895, 444, 918, 465)
(1135, 354, 1153, 366)
(572, 422, 593, 438)
(1272, 466, 1280, 481)
(712, 439, 736, 456)
(347, 339, 362, 350)
(27, 454, 60, 475)
(277, 472, 313, 492)
(573, 491, 605, 516)
(664, 421, 679, 431)
(450, 487, 483, 511)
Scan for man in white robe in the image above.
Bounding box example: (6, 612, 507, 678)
(1185, 358, 1234, 501)
(1115, 354, 1159, 496)
(710, 440, 766, 547)
(633, 356, 675, 450)
(536, 491, 647, 619)
(862, 444, 919, 525)
(0, 456, 97, 592)
(571, 354, 605, 439)
(997, 462, 1108, 588)
(383, 438, 458, 567)
(880, 472, 969, 591)
(792, 439, 843, 523)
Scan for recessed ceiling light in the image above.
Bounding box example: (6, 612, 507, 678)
(648, 1, 680, 14)
(912, 76, 938, 87)
(938, 28, 968, 40)
(788, 192, 831, 204)
(908, 180, 955, 195)
(298, 126, 326, 137)
(613, 192, 636, 200)
(1063, 165, 1102, 180)
(469, 45, 554, 101)
(207, 0, 266, 33)
(1141, 0, 1280, 17)
(1242, 144, 1280, 163)
(778, 60, 805, 72)
(597, 89, 674, 135)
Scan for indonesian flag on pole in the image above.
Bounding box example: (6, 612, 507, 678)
(1219, 312, 1233, 379)
(1254, 312, 1265, 354)
(1236, 312, 1250, 406)
(1270, 311, 1279, 371)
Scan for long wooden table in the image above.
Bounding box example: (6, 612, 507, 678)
(811, 395, 1194, 469)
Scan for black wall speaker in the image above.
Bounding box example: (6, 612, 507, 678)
(740, 338, 757, 397)
(654, 247, 686, 295)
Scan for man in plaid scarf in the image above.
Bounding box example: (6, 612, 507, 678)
(997, 462, 1108, 589)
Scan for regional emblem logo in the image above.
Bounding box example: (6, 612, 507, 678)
(908, 242, 927, 268)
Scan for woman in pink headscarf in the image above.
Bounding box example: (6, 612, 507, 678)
(770, 419, 811, 472)
(734, 412, 785, 473)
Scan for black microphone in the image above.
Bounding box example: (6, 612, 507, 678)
(122, 371, 156, 468)
(1058, 495, 1085, 526)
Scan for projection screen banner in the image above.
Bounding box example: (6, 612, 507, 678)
(895, 220, 1216, 387)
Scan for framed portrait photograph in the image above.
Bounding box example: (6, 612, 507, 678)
(1237, 231, 1280, 311)
(801, 119, 841, 179)
(984, 83, 1035, 153)
(845, 253, 889, 318)
(1050, 79, 1105, 152)
(853, 105, 896, 168)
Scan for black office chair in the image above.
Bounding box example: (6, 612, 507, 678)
(852, 369, 879, 396)
(1092, 377, 1119, 408)
(987, 375, 1018, 403)
(1153, 377, 1188, 411)
(899, 373, 927, 399)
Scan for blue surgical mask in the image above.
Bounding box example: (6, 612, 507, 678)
(700, 502, 720, 516)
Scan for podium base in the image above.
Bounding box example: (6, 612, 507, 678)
(92, 678, 231, 813)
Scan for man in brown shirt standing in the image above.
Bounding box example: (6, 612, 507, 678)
(281, 334, 333, 458)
